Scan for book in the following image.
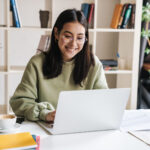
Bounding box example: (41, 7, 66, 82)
(104, 66, 118, 71)
(81, 3, 90, 20)
(100, 59, 118, 71)
(28, 135, 40, 150)
(100, 59, 118, 67)
(10, 0, 20, 28)
(10, 2, 15, 27)
(117, 4, 128, 29)
(15, 0, 22, 27)
(110, 4, 123, 29)
(87, 3, 94, 28)
(36, 35, 50, 54)
(45, 36, 51, 51)
(130, 4, 136, 29)
(121, 4, 132, 29)
(0, 132, 37, 150)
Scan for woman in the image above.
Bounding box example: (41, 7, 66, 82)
(10, 9, 108, 122)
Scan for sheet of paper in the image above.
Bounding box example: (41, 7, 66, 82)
(128, 131, 150, 146)
(120, 110, 150, 131)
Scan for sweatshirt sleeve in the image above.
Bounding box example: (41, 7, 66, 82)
(9, 57, 55, 121)
(93, 58, 108, 89)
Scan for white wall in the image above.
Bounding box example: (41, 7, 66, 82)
(0, 0, 7, 26)
(16, 0, 52, 27)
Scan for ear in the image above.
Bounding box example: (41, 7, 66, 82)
(54, 27, 59, 40)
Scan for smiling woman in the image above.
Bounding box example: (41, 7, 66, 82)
(43, 9, 92, 84)
(9, 9, 108, 123)
(55, 22, 86, 61)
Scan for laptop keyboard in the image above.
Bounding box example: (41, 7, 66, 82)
(38, 121, 54, 128)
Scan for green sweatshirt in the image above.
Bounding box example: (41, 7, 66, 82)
(10, 53, 108, 121)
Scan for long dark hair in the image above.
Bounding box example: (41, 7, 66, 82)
(43, 9, 95, 85)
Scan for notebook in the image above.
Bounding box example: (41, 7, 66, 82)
(0, 132, 37, 150)
(38, 88, 130, 135)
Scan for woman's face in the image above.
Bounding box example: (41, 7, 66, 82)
(55, 22, 86, 61)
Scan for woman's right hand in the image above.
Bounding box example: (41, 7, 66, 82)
(45, 111, 56, 122)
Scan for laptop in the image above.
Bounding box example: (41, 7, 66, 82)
(37, 88, 130, 135)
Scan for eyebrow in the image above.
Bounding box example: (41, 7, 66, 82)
(64, 31, 85, 36)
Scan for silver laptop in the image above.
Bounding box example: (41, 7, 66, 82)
(37, 88, 130, 135)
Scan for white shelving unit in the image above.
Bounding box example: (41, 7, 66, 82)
(0, 0, 142, 114)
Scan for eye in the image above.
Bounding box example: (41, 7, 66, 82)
(77, 37, 84, 41)
(64, 35, 72, 39)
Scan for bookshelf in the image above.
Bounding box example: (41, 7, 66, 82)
(0, 0, 142, 114)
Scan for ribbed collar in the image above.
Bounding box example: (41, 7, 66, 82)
(63, 59, 75, 66)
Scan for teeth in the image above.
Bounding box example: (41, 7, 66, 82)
(67, 48, 75, 51)
(65, 46, 78, 52)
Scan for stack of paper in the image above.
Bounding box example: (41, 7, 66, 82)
(120, 110, 150, 131)
(120, 110, 150, 146)
(0, 132, 37, 150)
(128, 131, 150, 146)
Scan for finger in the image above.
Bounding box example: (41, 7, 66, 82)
(47, 121, 54, 124)
(49, 117, 54, 122)
(52, 112, 56, 116)
(52, 114, 55, 117)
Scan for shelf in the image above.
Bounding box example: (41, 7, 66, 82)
(89, 29, 95, 32)
(0, 0, 143, 112)
(9, 70, 24, 74)
(104, 70, 132, 74)
(0, 70, 24, 74)
(0, 26, 7, 30)
(96, 28, 135, 32)
(0, 27, 135, 33)
(0, 71, 9, 75)
(0, 26, 52, 31)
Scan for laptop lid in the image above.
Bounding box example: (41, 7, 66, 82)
(50, 88, 130, 134)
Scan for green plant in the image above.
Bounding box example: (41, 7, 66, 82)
(142, 2, 150, 22)
(141, 28, 150, 38)
(141, 5, 150, 46)
(145, 47, 150, 55)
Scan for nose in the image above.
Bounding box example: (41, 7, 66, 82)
(69, 38, 77, 47)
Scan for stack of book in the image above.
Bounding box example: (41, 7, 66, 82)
(100, 59, 118, 71)
(81, 3, 95, 28)
(0, 132, 40, 150)
(110, 3, 136, 29)
(10, 0, 22, 28)
(36, 35, 51, 54)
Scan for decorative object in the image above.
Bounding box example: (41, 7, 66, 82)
(39, 10, 49, 28)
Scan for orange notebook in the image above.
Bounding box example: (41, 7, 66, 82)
(110, 4, 123, 29)
(0, 132, 37, 150)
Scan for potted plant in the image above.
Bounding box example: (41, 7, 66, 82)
(142, 2, 150, 31)
(140, 2, 150, 70)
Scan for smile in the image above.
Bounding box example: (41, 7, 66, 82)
(65, 46, 78, 52)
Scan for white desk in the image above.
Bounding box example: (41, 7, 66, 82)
(1, 110, 150, 150)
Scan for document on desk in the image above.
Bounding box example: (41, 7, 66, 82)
(120, 110, 150, 131)
(128, 131, 150, 146)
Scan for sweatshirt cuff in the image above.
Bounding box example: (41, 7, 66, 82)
(39, 109, 52, 121)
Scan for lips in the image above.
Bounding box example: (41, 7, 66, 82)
(65, 46, 78, 52)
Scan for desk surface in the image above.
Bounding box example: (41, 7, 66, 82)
(1, 110, 150, 150)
